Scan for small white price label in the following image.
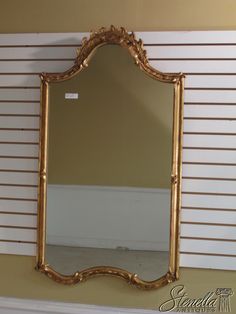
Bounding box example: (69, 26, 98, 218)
(65, 93, 79, 99)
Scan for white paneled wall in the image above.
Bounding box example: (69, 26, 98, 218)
(0, 31, 236, 271)
(46, 185, 170, 251)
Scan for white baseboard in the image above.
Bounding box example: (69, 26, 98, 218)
(0, 297, 159, 314)
(47, 235, 169, 251)
(47, 185, 170, 252)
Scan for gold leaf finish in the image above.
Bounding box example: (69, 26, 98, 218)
(37, 26, 184, 290)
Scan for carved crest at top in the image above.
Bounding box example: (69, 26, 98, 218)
(76, 25, 149, 68)
(41, 25, 181, 84)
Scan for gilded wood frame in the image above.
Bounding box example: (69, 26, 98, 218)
(36, 26, 184, 290)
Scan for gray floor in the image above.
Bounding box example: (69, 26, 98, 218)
(46, 245, 169, 281)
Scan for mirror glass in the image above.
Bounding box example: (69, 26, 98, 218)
(45, 45, 174, 281)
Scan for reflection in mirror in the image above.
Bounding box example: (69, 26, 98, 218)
(45, 45, 173, 281)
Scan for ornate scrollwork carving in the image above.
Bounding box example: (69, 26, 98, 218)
(40, 25, 182, 84)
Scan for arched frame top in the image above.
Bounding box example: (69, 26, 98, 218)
(37, 26, 185, 290)
(40, 25, 183, 84)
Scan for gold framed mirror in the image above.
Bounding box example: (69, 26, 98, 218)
(36, 26, 184, 290)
